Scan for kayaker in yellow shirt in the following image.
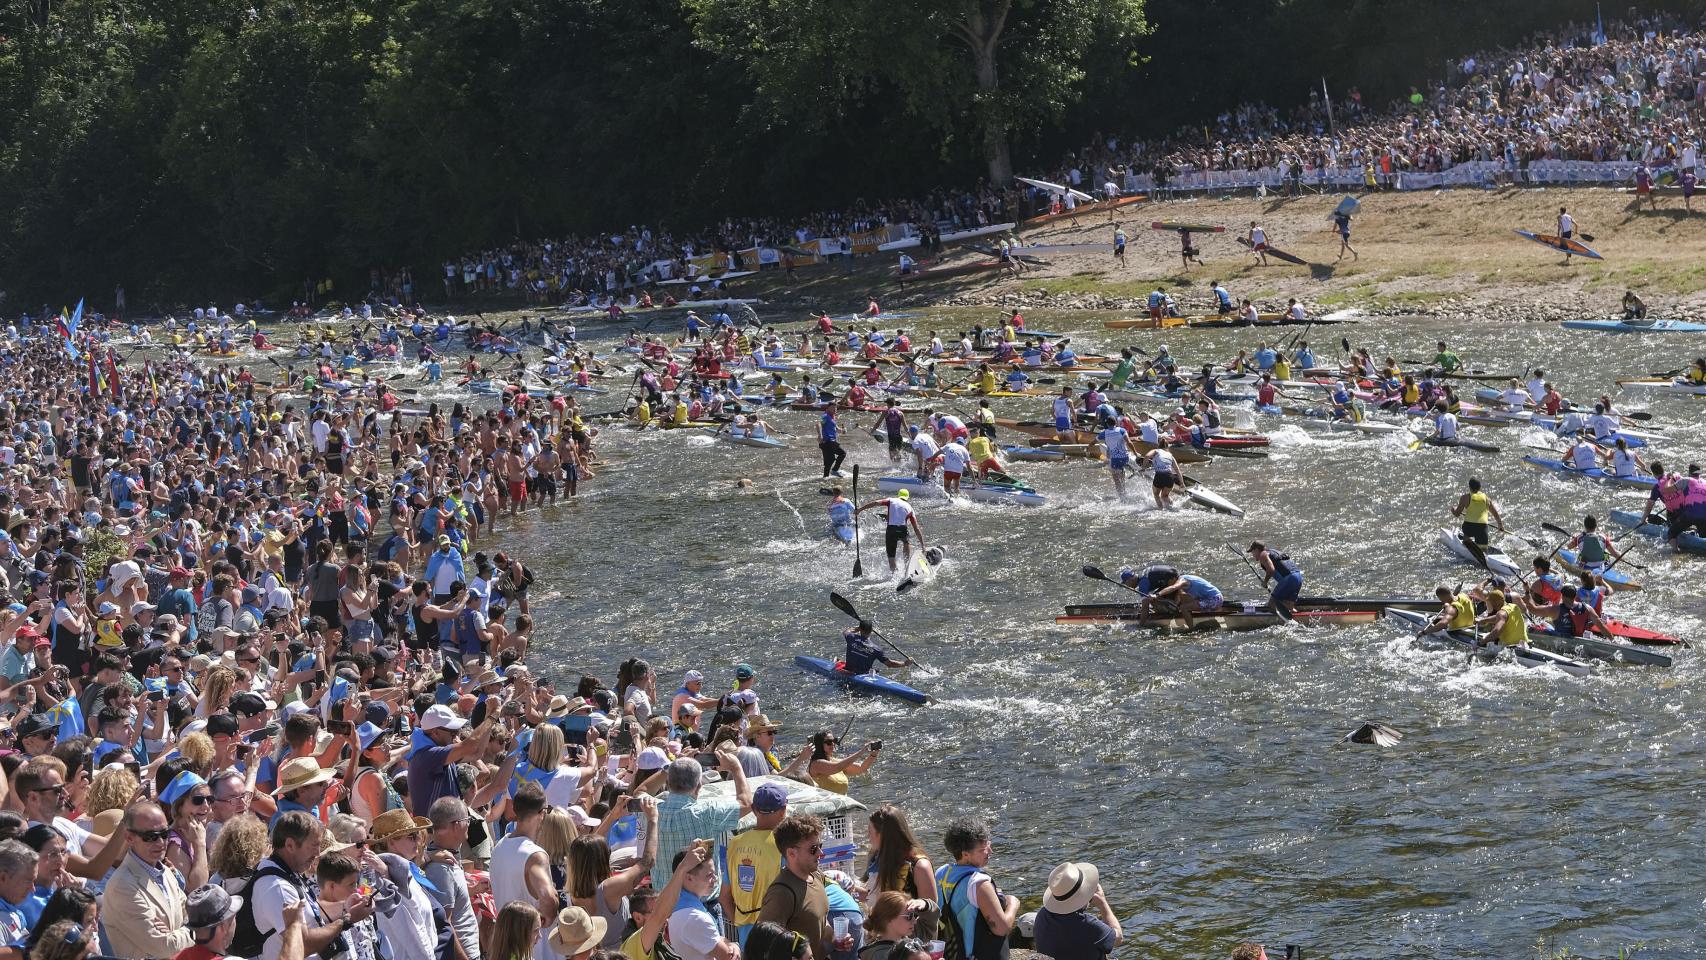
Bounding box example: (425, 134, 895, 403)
(1418, 585, 1476, 635)
(1475, 590, 1529, 649)
(966, 433, 1003, 480)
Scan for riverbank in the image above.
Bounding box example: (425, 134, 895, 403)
(561, 186, 1706, 327)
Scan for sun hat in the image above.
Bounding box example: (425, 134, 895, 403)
(748, 714, 783, 734)
(547, 906, 608, 957)
(420, 704, 466, 731)
(275, 757, 336, 794)
(370, 809, 432, 844)
(1043, 862, 1100, 914)
(185, 884, 243, 930)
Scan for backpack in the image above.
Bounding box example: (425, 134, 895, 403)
(230, 861, 314, 958)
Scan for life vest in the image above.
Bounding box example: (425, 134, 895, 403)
(936, 863, 997, 960)
(1552, 602, 1593, 638)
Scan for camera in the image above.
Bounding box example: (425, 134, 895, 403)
(147, 689, 165, 702)
(868, 739, 882, 751)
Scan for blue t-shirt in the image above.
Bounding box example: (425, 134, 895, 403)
(820, 414, 839, 442)
(407, 742, 457, 816)
(1031, 908, 1118, 960)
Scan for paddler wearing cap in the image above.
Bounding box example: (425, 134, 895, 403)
(1032, 860, 1124, 960)
(855, 490, 926, 576)
(1473, 588, 1530, 652)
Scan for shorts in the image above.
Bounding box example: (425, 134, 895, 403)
(977, 458, 1001, 474)
(1271, 571, 1303, 604)
(537, 476, 557, 496)
(1254, 242, 1269, 252)
(1055, 415, 1073, 432)
(884, 524, 907, 554)
(1561, 229, 1573, 240)
(1668, 510, 1706, 539)
(508, 479, 527, 502)
(887, 432, 906, 451)
(1152, 472, 1176, 489)
(1108, 455, 1129, 471)
(943, 470, 961, 483)
(1461, 521, 1490, 546)
(1190, 590, 1223, 612)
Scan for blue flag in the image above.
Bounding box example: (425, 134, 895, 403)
(47, 697, 84, 738)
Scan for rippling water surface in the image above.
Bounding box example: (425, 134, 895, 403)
(444, 312, 1706, 957)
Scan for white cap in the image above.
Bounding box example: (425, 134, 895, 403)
(421, 704, 467, 731)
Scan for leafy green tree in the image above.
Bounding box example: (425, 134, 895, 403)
(685, 0, 1149, 183)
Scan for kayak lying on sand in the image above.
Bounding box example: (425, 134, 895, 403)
(1520, 456, 1656, 490)
(1609, 508, 1706, 557)
(875, 475, 1047, 508)
(1436, 527, 1522, 579)
(1384, 608, 1593, 676)
(793, 656, 931, 704)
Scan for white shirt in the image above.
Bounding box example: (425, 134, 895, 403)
(1435, 412, 1459, 440)
(1052, 397, 1074, 420)
(940, 442, 970, 474)
(1559, 213, 1575, 233)
(1149, 448, 1178, 474)
(1098, 427, 1130, 460)
(491, 835, 546, 910)
(1526, 378, 1546, 402)
(1251, 226, 1267, 245)
(542, 767, 584, 807)
(885, 498, 915, 526)
(668, 903, 724, 960)
(252, 858, 306, 960)
(1500, 389, 1528, 410)
(1612, 448, 1639, 477)
(1137, 420, 1161, 445)
(910, 434, 939, 460)
(1587, 413, 1618, 439)
(1569, 443, 1598, 470)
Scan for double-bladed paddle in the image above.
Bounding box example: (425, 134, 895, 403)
(829, 591, 920, 666)
(1540, 520, 1646, 573)
(851, 464, 864, 579)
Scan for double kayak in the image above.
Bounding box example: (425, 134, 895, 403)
(1525, 626, 1673, 667)
(1616, 377, 1706, 396)
(717, 431, 787, 449)
(1063, 596, 1437, 617)
(793, 656, 931, 704)
(1561, 318, 1706, 333)
(1609, 508, 1706, 557)
(1520, 456, 1655, 490)
(875, 474, 1048, 508)
(1436, 527, 1522, 579)
(1054, 608, 1378, 632)
(1383, 608, 1592, 676)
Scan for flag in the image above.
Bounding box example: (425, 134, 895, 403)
(147, 363, 160, 402)
(88, 354, 103, 396)
(58, 299, 82, 359)
(1594, 4, 1605, 45)
(104, 354, 123, 399)
(46, 697, 84, 739)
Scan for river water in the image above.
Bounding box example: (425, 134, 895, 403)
(439, 311, 1706, 958)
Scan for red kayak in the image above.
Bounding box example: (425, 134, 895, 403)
(1205, 436, 1270, 450)
(1603, 619, 1684, 646)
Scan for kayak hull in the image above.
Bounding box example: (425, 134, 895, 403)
(1609, 509, 1706, 557)
(1521, 456, 1655, 490)
(1560, 319, 1706, 333)
(875, 475, 1047, 508)
(1053, 609, 1377, 631)
(1436, 527, 1521, 578)
(793, 656, 930, 704)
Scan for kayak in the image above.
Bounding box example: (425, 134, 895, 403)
(1053, 608, 1378, 632)
(1278, 406, 1404, 434)
(719, 432, 787, 449)
(1560, 318, 1706, 333)
(792, 656, 931, 705)
(1002, 446, 1070, 462)
(1520, 456, 1655, 490)
(1178, 474, 1245, 517)
(1513, 229, 1603, 260)
(1383, 608, 1592, 676)
(1551, 547, 1641, 591)
(1615, 377, 1706, 396)
(1608, 508, 1706, 557)
(1103, 316, 1188, 330)
(1525, 627, 1672, 667)
(1421, 435, 1501, 453)
(1436, 527, 1522, 579)
(1600, 619, 1683, 646)
(874, 475, 1048, 508)
(831, 519, 854, 545)
(1064, 596, 1436, 617)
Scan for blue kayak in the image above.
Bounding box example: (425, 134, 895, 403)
(1521, 456, 1655, 490)
(793, 656, 931, 705)
(1561, 318, 1706, 333)
(831, 522, 855, 545)
(1610, 509, 1706, 557)
(1552, 547, 1640, 589)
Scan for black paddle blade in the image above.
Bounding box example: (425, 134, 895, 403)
(1341, 337, 1351, 354)
(1540, 521, 1570, 537)
(831, 591, 860, 622)
(1081, 565, 1108, 581)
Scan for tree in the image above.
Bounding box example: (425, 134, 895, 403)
(685, 0, 1149, 184)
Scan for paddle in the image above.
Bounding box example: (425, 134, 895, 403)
(828, 591, 920, 665)
(1224, 542, 1280, 615)
(1082, 565, 1137, 592)
(851, 465, 864, 578)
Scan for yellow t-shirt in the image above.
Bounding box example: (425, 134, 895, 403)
(814, 770, 850, 795)
(723, 827, 782, 927)
(1272, 358, 1291, 381)
(1463, 491, 1490, 524)
(94, 617, 124, 648)
(635, 401, 652, 424)
(1497, 609, 1528, 647)
(620, 929, 657, 960)
(1446, 594, 1475, 630)
(978, 371, 996, 393)
(672, 403, 688, 425)
(966, 436, 994, 462)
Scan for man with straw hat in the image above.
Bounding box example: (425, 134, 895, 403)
(369, 809, 445, 960)
(1030, 861, 1122, 960)
(271, 757, 336, 829)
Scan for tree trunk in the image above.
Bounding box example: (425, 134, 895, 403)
(962, 2, 1012, 183)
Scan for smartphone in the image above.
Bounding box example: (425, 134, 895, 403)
(147, 689, 165, 702)
(868, 740, 882, 752)
(245, 722, 281, 743)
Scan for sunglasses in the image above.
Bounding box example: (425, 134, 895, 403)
(800, 843, 823, 856)
(188, 794, 213, 806)
(129, 828, 171, 842)
(31, 785, 67, 796)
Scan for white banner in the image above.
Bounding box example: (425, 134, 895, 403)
(1126, 158, 1646, 193)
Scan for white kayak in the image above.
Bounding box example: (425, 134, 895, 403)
(1384, 608, 1593, 676)
(1178, 474, 1245, 517)
(1616, 378, 1706, 396)
(875, 475, 1047, 508)
(719, 431, 787, 449)
(1435, 527, 1522, 579)
(1293, 415, 1405, 435)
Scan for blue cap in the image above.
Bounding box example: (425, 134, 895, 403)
(161, 770, 208, 806)
(356, 722, 385, 751)
(752, 782, 790, 813)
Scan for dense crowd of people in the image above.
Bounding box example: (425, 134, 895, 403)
(0, 317, 1304, 960)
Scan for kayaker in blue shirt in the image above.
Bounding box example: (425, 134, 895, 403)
(1294, 342, 1316, 371)
(842, 622, 911, 675)
(1247, 541, 1303, 619)
(1254, 344, 1277, 372)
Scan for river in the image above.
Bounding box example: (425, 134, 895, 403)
(435, 310, 1705, 958)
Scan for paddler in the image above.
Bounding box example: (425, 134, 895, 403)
(1293, 341, 1316, 372)
(1096, 413, 1133, 501)
(1117, 563, 1179, 597)
(818, 399, 847, 478)
(1418, 585, 1477, 636)
(1687, 358, 1706, 384)
(909, 425, 942, 483)
(1108, 349, 1137, 390)
(1564, 516, 1626, 577)
(1450, 477, 1506, 567)
(1640, 460, 1706, 550)
(1557, 206, 1579, 263)
(1114, 224, 1128, 267)
(1142, 441, 1179, 511)
(1246, 542, 1302, 619)
(1247, 221, 1270, 266)
(1052, 386, 1078, 443)
(1432, 341, 1462, 373)
(966, 429, 1003, 480)
(873, 400, 908, 463)
(939, 436, 971, 497)
(973, 399, 997, 441)
(855, 488, 926, 576)
(1528, 584, 1614, 639)
(1144, 573, 1224, 628)
(1430, 401, 1459, 441)
(1527, 557, 1564, 607)
(1473, 589, 1530, 652)
(826, 487, 855, 546)
(842, 620, 913, 676)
